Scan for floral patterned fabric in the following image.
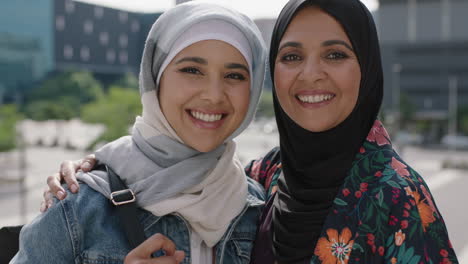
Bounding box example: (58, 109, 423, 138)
(245, 120, 458, 264)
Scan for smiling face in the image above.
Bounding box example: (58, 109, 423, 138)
(158, 40, 250, 152)
(274, 6, 361, 132)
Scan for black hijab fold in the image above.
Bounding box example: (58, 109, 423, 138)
(269, 0, 384, 263)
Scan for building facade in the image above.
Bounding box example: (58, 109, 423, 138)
(376, 0, 468, 137)
(0, 0, 160, 101)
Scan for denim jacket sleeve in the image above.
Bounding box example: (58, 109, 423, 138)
(10, 197, 77, 264)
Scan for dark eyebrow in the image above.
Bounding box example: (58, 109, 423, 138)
(225, 63, 249, 74)
(175, 56, 207, 65)
(323, 40, 354, 52)
(278, 41, 302, 53)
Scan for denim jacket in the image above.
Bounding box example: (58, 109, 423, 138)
(11, 177, 265, 264)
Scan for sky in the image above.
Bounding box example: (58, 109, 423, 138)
(73, 0, 379, 19)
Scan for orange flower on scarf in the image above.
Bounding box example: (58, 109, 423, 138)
(404, 187, 436, 231)
(315, 227, 354, 264)
(413, 190, 436, 231)
(395, 229, 406, 246)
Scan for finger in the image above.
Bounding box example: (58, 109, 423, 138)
(80, 154, 97, 172)
(127, 233, 177, 259)
(174, 250, 185, 263)
(47, 173, 66, 200)
(60, 160, 80, 193)
(40, 201, 47, 213)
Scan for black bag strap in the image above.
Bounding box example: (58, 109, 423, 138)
(0, 225, 22, 264)
(106, 165, 146, 249)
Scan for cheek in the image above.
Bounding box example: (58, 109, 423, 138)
(342, 68, 361, 103)
(229, 84, 250, 118)
(233, 84, 250, 116)
(273, 65, 294, 103)
(159, 78, 189, 120)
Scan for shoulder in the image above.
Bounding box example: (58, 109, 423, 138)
(246, 176, 266, 202)
(244, 147, 282, 192)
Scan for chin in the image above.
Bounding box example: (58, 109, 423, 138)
(297, 118, 335, 133)
(191, 142, 219, 153)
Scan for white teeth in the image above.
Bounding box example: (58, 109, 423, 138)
(297, 94, 334, 103)
(190, 111, 223, 122)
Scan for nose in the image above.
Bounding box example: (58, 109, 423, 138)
(199, 77, 225, 104)
(298, 57, 326, 82)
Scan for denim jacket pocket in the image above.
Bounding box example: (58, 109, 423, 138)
(81, 250, 126, 264)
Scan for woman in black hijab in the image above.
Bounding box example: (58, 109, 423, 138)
(247, 0, 458, 263)
(40, 0, 458, 263)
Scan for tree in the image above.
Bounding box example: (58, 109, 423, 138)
(0, 104, 23, 151)
(112, 72, 139, 90)
(24, 71, 104, 120)
(81, 87, 142, 149)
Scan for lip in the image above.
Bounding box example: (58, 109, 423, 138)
(186, 109, 228, 130)
(295, 90, 335, 109)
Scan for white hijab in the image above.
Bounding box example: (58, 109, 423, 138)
(77, 2, 267, 247)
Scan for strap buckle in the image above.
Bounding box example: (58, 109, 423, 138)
(110, 189, 136, 206)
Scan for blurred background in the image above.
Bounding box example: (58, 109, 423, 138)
(0, 0, 467, 261)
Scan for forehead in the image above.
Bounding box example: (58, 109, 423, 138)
(172, 40, 247, 63)
(281, 6, 350, 44)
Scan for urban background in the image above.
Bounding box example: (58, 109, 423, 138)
(0, 0, 467, 261)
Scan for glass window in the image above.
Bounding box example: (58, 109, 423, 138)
(131, 20, 140, 33)
(65, 0, 75, 14)
(56, 16, 65, 31)
(84, 20, 94, 34)
(119, 51, 128, 64)
(94, 7, 104, 19)
(80, 46, 90, 61)
(119, 11, 128, 23)
(106, 49, 116, 63)
(64, 45, 73, 59)
(119, 34, 128, 48)
(99, 32, 109, 45)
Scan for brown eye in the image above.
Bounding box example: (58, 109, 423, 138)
(179, 67, 203, 75)
(226, 73, 246, 81)
(326, 51, 349, 60)
(281, 54, 301, 62)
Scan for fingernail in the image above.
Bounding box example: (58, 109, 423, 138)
(82, 162, 92, 170)
(47, 201, 53, 208)
(40, 203, 46, 213)
(57, 190, 65, 200)
(175, 250, 185, 262)
(70, 184, 78, 193)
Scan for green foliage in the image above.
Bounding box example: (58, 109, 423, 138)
(24, 96, 77, 121)
(24, 71, 104, 120)
(0, 104, 23, 152)
(81, 87, 141, 149)
(256, 90, 275, 118)
(112, 72, 139, 90)
(400, 93, 415, 130)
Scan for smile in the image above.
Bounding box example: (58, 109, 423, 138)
(297, 94, 335, 104)
(189, 110, 224, 123)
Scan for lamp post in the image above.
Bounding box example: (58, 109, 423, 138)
(448, 76, 458, 138)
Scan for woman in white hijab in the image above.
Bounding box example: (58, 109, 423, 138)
(11, 2, 267, 264)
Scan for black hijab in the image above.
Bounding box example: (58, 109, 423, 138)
(270, 0, 384, 263)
